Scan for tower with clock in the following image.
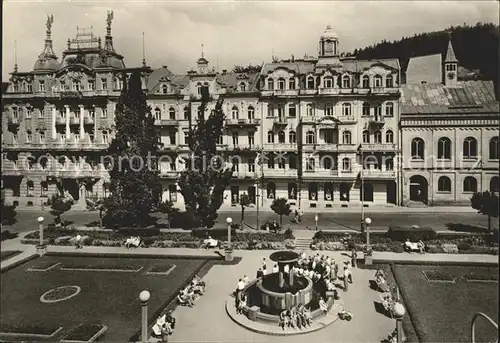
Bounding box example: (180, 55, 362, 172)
(443, 33, 458, 87)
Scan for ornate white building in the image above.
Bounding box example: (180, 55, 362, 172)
(400, 38, 499, 206)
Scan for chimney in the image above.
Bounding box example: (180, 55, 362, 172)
(222, 69, 227, 75)
(162, 65, 168, 69)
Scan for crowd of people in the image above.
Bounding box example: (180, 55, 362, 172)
(152, 310, 176, 342)
(279, 304, 313, 330)
(177, 275, 206, 307)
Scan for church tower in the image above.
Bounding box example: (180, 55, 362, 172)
(443, 33, 458, 87)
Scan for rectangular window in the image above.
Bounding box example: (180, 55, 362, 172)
(248, 132, 254, 146)
(232, 132, 238, 146)
(101, 79, 107, 90)
(267, 105, 274, 118)
(278, 105, 285, 119)
(288, 105, 296, 117)
(88, 80, 95, 91)
(26, 108, 32, 118)
(27, 83, 33, 93)
(248, 160, 255, 172)
(39, 81, 45, 92)
(169, 132, 176, 145)
(101, 108, 107, 118)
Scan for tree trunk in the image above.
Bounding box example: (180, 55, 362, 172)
(241, 207, 245, 229)
(99, 211, 103, 230)
(279, 215, 283, 228)
(488, 215, 491, 232)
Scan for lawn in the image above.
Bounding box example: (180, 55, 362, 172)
(0, 254, 208, 341)
(392, 264, 498, 343)
(0, 250, 21, 262)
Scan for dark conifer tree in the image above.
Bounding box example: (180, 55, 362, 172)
(103, 71, 162, 228)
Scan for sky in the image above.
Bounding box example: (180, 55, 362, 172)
(2, 0, 499, 80)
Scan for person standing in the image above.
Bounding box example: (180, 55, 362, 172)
(343, 267, 351, 291)
(351, 249, 358, 268)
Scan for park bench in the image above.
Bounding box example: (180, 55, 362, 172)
(380, 293, 395, 318)
(403, 241, 420, 253)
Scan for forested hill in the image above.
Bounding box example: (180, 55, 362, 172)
(352, 23, 499, 84)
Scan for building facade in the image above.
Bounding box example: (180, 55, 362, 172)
(4, 18, 496, 210)
(401, 39, 499, 206)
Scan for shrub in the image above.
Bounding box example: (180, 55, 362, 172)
(191, 227, 236, 239)
(457, 242, 472, 251)
(387, 226, 437, 242)
(260, 221, 282, 231)
(1, 230, 18, 241)
(389, 243, 405, 253)
(117, 227, 160, 237)
(284, 228, 294, 239)
(142, 237, 156, 247)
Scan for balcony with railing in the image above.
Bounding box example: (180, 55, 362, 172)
(360, 143, 397, 152)
(261, 167, 297, 178)
(226, 118, 261, 127)
(263, 143, 296, 151)
(318, 87, 340, 95)
(361, 168, 396, 179)
(273, 117, 288, 126)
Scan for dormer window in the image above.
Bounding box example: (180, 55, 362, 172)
(38, 80, 45, 92)
(13, 83, 19, 93)
(12, 107, 19, 119)
(267, 78, 274, 90)
(154, 107, 161, 121)
(88, 80, 94, 91)
(362, 75, 370, 88)
(114, 78, 123, 90)
(342, 75, 351, 88)
(73, 80, 82, 91)
(386, 74, 394, 88)
(26, 107, 32, 118)
(26, 130, 32, 143)
(324, 76, 333, 88)
(373, 75, 382, 88)
(196, 82, 202, 95)
(289, 78, 296, 90)
(26, 83, 33, 93)
(307, 76, 315, 89)
(161, 84, 168, 94)
(277, 78, 285, 90)
(239, 82, 246, 92)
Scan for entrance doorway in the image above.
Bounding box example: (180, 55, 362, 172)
(409, 175, 428, 204)
(360, 182, 374, 202)
(386, 181, 397, 204)
(247, 186, 256, 204)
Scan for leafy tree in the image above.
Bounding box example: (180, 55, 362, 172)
(102, 71, 162, 228)
(270, 197, 291, 227)
(49, 194, 73, 224)
(1, 190, 17, 225)
(232, 64, 262, 73)
(157, 200, 180, 229)
(178, 92, 233, 229)
(86, 196, 106, 229)
(239, 193, 251, 226)
(471, 191, 499, 232)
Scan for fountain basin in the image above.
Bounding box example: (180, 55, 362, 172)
(257, 273, 313, 311)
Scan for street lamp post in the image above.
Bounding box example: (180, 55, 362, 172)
(364, 217, 372, 265)
(36, 216, 47, 256)
(225, 217, 233, 262)
(139, 290, 150, 343)
(393, 302, 406, 343)
(314, 214, 318, 231)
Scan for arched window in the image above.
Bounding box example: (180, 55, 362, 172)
(362, 130, 370, 143)
(385, 102, 394, 116)
(490, 176, 499, 193)
(463, 176, 477, 193)
(323, 76, 333, 88)
(196, 82, 202, 95)
(386, 74, 394, 88)
(267, 78, 274, 90)
(277, 78, 286, 90)
(306, 158, 315, 171)
(385, 130, 394, 143)
(489, 137, 499, 160)
(411, 138, 425, 159)
(307, 76, 315, 89)
(267, 131, 274, 143)
(362, 102, 370, 116)
(289, 78, 296, 89)
(342, 157, 351, 171)
(289, 131, 296, 143)
(154, 107, 161, 121)
(26, 180, 34, 196)
(342, 131, 351, 144)
(374, 130, 382, 144)
(26, 130, 32, 143)
(40, 181, 48, 196)
(239, 82, 246, 91)
(306, 131, 315, 144)
(168, 107, 176, 120)
(342, 75, 351, 88)
(373, 75, 382, 87)
(231, 106, 239, 119)
(266, 182, 276, 199)
(278, 131, 286, 143)
(463, 137, 478, 159)
(342, 103, 351, 116)
(437, 137, 451, 159)
(306, 104, 314, 116)
(247, 106, 255, 120)
(102, 130, 109, 143)
(438, 176, 451, 192)
(161, 84, 168, 94)
(323, 157, 333, 169)
(362, 75, 370, 88)
(39, 131, 45, 143)
(183, 107, 189, 120)
(39, 156, 48, 169)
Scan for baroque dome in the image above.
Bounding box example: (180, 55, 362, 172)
(321, 25, 338, 40)
(33, 56, 60, 71)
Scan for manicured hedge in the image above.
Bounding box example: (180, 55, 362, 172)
(191, 227, 236, 239)
(387, 226, 437, 242)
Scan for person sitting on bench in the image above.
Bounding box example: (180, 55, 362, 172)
(165, 310, 175, 330)
(279, 310, 289, 329)
(404, 239, 420, 253)
(202, 236, 218, 249)
(237, 293, 247, 314)
(125, 236, 141, 248)
(192, 275, 206, 288)
(177, 291, 194, 307)
(319, 297, 328, 314)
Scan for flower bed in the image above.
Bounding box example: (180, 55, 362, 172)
(22, 228, 293, 250)
(60, 324, 107, 342)
(0, 324, 61, 336)
(311, 230, 499, 254)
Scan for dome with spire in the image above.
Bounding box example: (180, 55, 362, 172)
(321, 25, 338, 40)
(33, 56, 60, 71)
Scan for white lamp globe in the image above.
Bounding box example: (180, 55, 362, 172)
(393, 302, 406, 319)
(365, 217, 372, 225)
(226, 217, 233, 225)
(139, 290, 151, 302)
(37, 216, 44, 223)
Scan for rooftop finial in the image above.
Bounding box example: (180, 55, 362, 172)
(46, 14, 54, 40)
(14, 40, 18, 72)
(201, 42, 204, 58)
(106, 10, 114, 36)
(142, 32, 147, 67)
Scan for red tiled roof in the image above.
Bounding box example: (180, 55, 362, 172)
(401, 80, 499, 114)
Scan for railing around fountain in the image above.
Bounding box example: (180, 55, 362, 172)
(471, 312, 498, 343)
